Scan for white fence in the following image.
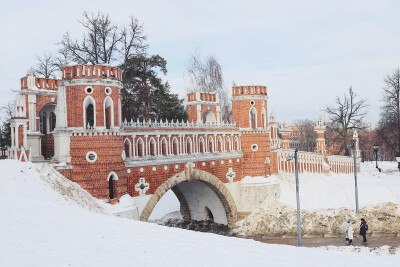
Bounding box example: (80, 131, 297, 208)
(277, 149, 358, 174)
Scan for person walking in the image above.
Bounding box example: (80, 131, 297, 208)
(359, 218, 368, 244)
(343, 217, 351, 244)
(348, 224, 354, 245)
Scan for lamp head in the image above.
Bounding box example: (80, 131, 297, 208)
(373, 145, 379, 152)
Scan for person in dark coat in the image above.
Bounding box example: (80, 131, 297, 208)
(359, 218, 368, 244)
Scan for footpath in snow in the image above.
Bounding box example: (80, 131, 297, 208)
(0, 159, 399, 266)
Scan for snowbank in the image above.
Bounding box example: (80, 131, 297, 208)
(237, 199, 400, 236)
(1, 159, 399, 266)
(237, 162, 400, 237)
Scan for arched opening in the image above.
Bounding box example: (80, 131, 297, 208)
(38, 103, 56, 159)
(249, 108, 257, 129)
(50, 112, 56, 132)
(186, 137, 192, 154)
(208, 137, 214, 153)
(199, 137, 205, 153)
(217, 136, 223, 152)
(161, 138, 168, 156)
(261, 108, 267, 129)
(172, 137, 179, 155)
(107, 172, 118, 200)
(104, 97, 114, 129)
(226, 137, 231, 152)
(140, 169, 237, 227)
(234, 136, 239, 151)
(136, 138, 144, 157)
(39, 111, 47, 134)
(149, 138, 156, 156)
(84, 96, 96, 129)
(124, 138, 131, 158)
(202, 110, 216, 124)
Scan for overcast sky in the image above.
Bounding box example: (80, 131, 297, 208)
(1, 0, 400, 124)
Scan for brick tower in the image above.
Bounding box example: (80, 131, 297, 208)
(314, 119, 326, 155)
(231, 85, 271, 177)
(53, 63, 126, 202)
(187, 92, 221, 124)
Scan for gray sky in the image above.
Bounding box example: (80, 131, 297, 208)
(1, 0, 400, 124)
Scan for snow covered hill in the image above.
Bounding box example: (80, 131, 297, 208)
(0, 159, 399, 266)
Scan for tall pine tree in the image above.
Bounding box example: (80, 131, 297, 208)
(122, 54, 186, 122)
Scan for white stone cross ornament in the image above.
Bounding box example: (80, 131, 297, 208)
(135, 177, 150, 196)
(226, 168, 236, 183)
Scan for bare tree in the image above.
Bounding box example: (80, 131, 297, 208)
(34, 53, 58, 78)
(324, 87, 368, 155)
(185, 50, 231, 121)
(59, 11, 146, 66)
(292, 119, 316, 152)
(119, 16, 148, 71)
(376, 68, 400, 157)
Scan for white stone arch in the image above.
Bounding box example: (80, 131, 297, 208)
(172, 137, 179, 155)
(161, 137, 168, 156)
(139, 169, 238, 227)
(149, 137, 157, 156)
(198, 136, 205, 153)
(261, 107, 267, 129)
(203, 110, 216, 124)
(83, 95, 96, 128)
(186, 136, 193, 154)
(107, 171, 119, 181)
(249, 107, 257, 129)
(208, 136, 215, 152)
(136, 137, 145, 157)
(103, 96, 114, 129)
(124, 138, 132, 158)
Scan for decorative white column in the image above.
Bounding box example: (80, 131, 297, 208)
(11, 123, 15, 147)
(132, 135, 136, 158)
(157, 135, 160, 156)
(168, 135, 171, 155)
(145, 135, 148, 157)
(23, 124, 27, 147)
(15, 124, 19, 148)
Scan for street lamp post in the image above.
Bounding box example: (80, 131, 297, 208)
(373, 145, 381, 172)
(287, 149, 302, 247)
(352, 139, 359, 213)
(348, 140, 359, 213)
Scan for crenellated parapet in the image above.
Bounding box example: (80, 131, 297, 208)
(232, 85, 267, 98)
(62, 62, 122, 81)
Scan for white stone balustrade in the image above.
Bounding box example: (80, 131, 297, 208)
(123, 118, 237, 129)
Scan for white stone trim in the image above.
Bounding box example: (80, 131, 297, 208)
(107, 171, 119, 181)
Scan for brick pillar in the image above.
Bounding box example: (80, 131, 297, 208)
(280, 123, 290, 149)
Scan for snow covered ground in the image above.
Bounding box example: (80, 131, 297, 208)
(278, 161, 400, 210)
(1, 159, 399, 266)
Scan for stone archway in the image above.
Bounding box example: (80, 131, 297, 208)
(140, 169, 237, 228)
